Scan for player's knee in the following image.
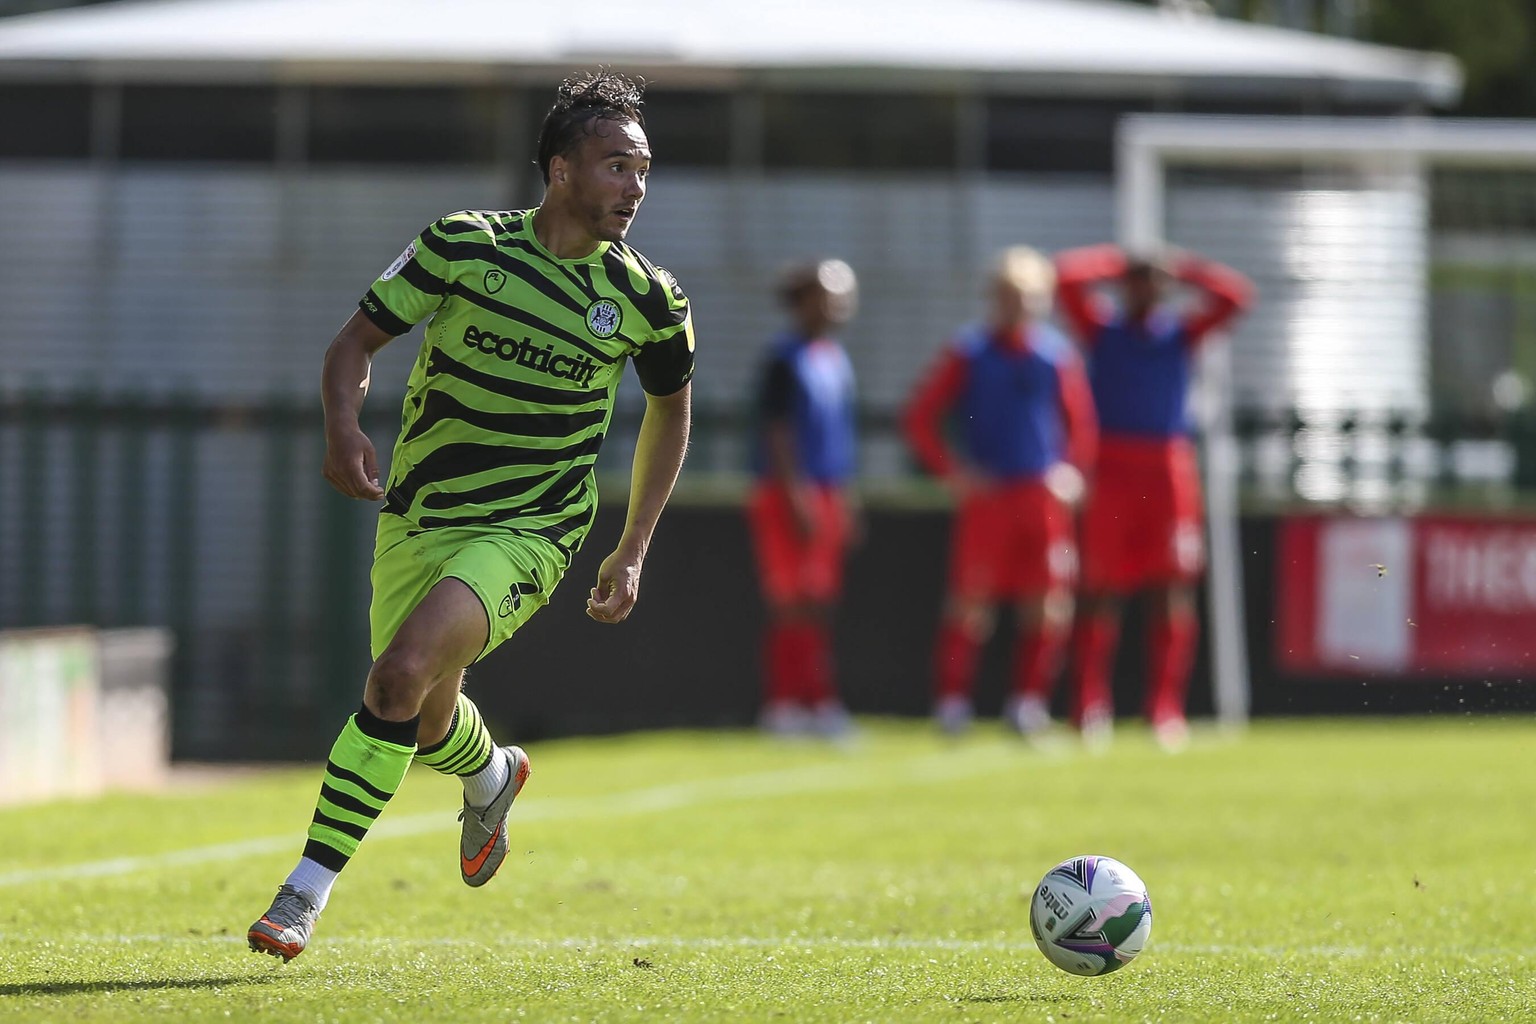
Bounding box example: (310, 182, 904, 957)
(1042, 590, 1075, 629)
(367, 647, 436, 718)
(945, 600, 994, 638)
(1164, 584, 1196, 618)
(1078, 592, 1120, 619)
(769, 598, 818, 622)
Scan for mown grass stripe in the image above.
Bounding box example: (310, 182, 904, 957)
(0, 747, 1016, 889)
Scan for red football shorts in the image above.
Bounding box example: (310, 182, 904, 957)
(1079, 436, 1204, 592)
(947, 479, 1076, 600)
(748, 482, 851, 607)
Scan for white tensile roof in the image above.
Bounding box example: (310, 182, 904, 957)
(0, 0, 1460, 105)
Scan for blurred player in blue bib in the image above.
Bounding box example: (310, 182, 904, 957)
(1054, 243, 1252, 749)
(748, 259, 861, 736)
(904, 247, 1097, 736)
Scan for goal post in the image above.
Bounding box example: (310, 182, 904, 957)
(1114, 115, 1536, 730)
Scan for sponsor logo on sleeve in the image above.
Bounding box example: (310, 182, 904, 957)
(658, 266, 684, 302)
(380, 241, 416, 281)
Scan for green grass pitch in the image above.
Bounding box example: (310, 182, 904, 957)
(2, 718, 1533, 1023)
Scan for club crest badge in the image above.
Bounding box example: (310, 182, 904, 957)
(586, 298, 622, 339)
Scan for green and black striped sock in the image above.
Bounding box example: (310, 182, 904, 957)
(299, 705, 418, 872)
(415, 693, 496, 778)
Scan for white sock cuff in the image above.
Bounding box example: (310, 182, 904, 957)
(462, 746, 512, 809)
(285, 856, 339, 909)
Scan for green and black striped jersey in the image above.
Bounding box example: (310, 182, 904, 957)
(357, 208, 695, 557)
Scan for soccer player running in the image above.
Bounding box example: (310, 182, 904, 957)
(1053, 243, 1252, 751)
(247, 71, 695, 961)
(748, 259, 860, 737)
(903, 247, 1097, 737)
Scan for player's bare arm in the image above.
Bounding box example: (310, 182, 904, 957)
(587, 382, 692, 624)
(320, 310, 394, 501)
(764, 418, 818, 537)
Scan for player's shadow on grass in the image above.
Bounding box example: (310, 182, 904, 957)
(1, 974, 275, 997)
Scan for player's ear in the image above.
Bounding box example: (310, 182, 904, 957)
(550, 154, 568, 186)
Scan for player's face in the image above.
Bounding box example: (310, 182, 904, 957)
(821, 285, 856, 326)
(792, 287, 829, 333)
(564, 119, 651, 242)
(791, 284, 856, 334)
(1123, 266, 1164, 317)
(991, 279, 1029, 327)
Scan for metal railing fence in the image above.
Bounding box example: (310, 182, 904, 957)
(2, 388, 1531, 756)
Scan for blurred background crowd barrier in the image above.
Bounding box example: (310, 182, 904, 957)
(0, 626, 171, 803)
(2, 0, 1536, 761)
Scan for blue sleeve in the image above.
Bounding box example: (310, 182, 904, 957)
(760, 354, 795, 419)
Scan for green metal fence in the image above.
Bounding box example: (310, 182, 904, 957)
(0, 391, 383, 755)
(0, 389, 765, 757)
(3, 387, 1534, 757)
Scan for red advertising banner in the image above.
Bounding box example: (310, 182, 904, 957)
(1277, 515, 1536, 677)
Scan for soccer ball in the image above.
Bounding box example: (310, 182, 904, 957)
(1029, 855, 1152, 976)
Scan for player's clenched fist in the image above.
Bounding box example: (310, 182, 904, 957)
(587, 549, 642, 623)
(323, 426, 385, 501)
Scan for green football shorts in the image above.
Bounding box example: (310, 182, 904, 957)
(369, 513, 570, 661)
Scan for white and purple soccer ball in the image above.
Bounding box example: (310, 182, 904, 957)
(1029, 855, 1153, 976)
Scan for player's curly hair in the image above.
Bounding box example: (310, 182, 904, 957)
(536, 70, 646, 185)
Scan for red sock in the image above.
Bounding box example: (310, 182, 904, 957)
(1146, 610, 1198, 723)
(1011, 624, 1067, 702)
(800, 622, 836, 706)
(764, 621, 802, 705)
(1069, 614, 1120, 724)
(934, 621, 982, 700)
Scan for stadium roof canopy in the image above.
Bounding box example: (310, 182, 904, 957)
(0, 0, 1460, 107)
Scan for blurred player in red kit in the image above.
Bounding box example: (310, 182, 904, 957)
(748, 259, 861, 737)
(1053, 243, 1253, 750)
(904, 247, 1097, 736)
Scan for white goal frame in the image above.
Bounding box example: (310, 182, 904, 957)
(1114, 115, 1536, 729)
